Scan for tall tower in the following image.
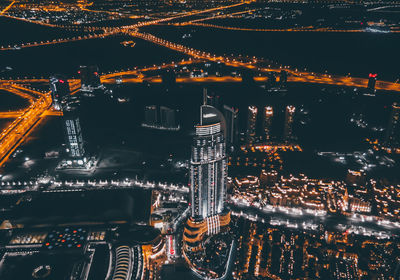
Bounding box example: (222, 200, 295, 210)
(50, 75, 70, 110)
(367, 73, 377, 93)
(190, 105, 227, 220)
(284, 105, 295, 142)
(384, 103, 400, 149)
(263, 106, 273, 141)
(223, 105, 239, 147)
(246, 106, 258, 144)
(63, 104, 85, 158)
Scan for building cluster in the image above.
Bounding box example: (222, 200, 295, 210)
(244, 104, 296, 145)
(230, 169, 400, 221)
(232, 217, 400, 280)
(142, 105, 180, 131)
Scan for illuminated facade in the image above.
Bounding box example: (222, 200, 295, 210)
(384, 102, 400, 148)
(246, 106, 258, 144)
(283, 105, 295, 142)
(63, 104, 85, 158)
(190, 105, 227, 221)
(263, 106, 273, 141)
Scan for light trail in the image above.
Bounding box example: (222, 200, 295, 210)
(0, 1, 16, 15)
(181, 22, 400, 33)
(127, 30, 400, 92)
(0, 33, 110, 51)
(0, 85, 52, 168)
(0, 111, 23, 118)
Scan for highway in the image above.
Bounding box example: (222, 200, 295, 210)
(127, 31, 400, 92)
(178, 22, 400, 33)
(0, 84, 52, 168)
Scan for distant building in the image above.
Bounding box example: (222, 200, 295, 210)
(79, 65, 102, 92)
(346, 170, 366, 186)
(367, 73, 377, 93)
(160, 106, 176, 128)
(50, 75, 70, 110)
(144, 105, 158, 126)
(283, 105, 295, 142)
(263, 106, 273, 141)
(280, 70, 288, 86)
(384, 102, 400, 148)
(223, 105, 239, 147)
(143, 105, 179, 130)
(63, 104, 85, 158)
(246, 106, 258, 144)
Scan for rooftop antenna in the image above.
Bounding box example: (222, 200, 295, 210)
(203, 88, 208, 106)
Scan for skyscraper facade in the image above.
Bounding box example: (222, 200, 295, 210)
(263, 106, 273, 141)
(190, 105, 227, 221)
(50, 75, 70, 110)
(223, 105, 239, 147)
(284, 105, 295, 142)
(246, 106, 258, 144)
(63, 104, 85, 158)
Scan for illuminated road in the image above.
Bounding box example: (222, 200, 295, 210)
(0, 33, 110, 51)
(0, 84, 52, 168)
(0, 111, 23, 118)
(0, 1, 16, 15)
(127, 31, 400, 92)
(178, 22, 400, 33)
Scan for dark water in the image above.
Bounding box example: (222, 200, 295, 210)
(144, 25, 400, 81)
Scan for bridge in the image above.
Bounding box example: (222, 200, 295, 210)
(0, 178, 189, 194)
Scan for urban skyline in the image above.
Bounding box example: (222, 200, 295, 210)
(0, 0, 400, 279)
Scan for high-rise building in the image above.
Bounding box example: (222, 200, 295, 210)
(284, 105, 296, 142)
(223, 105, 239, 147)
(78, 65, 102, 92)
(50, 75, 70, 110)
(384, 102, 400, 148)
(63, 104, 85, 158)
(246, 106, 258, 144)
(280, 70, 288, 86)
(190, 105, 227, 220)
(263, 106, 273, 141)
(160, 106, 176, 128)
(367, 73, 377, 93)
(144, 105, 158, 126)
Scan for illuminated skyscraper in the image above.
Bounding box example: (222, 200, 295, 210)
(263, 106, 273, 141)
(367, 73, 377, 93)
(246, 106, 258, 144)
(190, 105, 227, 220)
(50, 75, 70, 110)
(63, 104, 85, 158)
(384, 103, 400, 148)
(78, 65, 102, 92)
(284, 105, 295, 142)
(223, 105, 239, 147)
